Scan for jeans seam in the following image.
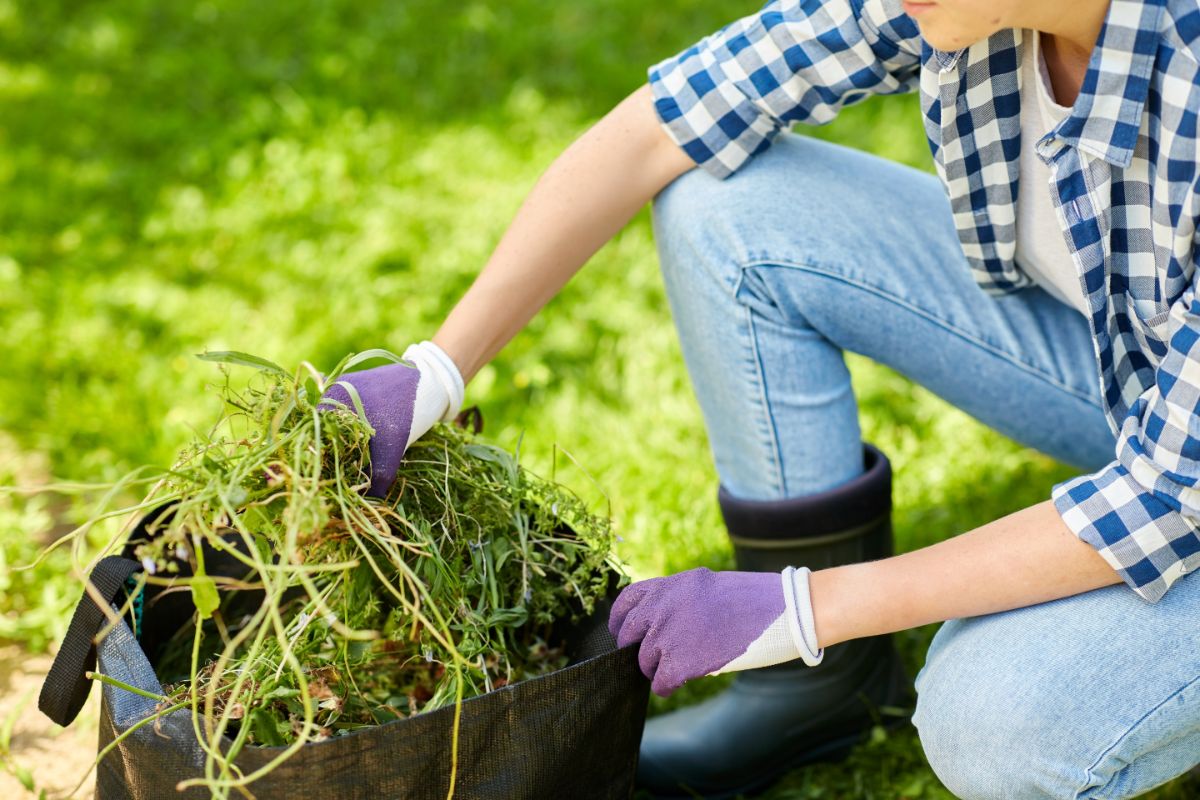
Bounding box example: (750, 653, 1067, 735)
(737, 258, 1102, 409)
(1074, 672, 1200, 799)
(742, 303, 786, 496)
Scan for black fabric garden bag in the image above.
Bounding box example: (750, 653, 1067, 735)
(39, 510, 650, 800)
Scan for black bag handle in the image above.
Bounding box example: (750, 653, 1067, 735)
(38, 555, 142, 727)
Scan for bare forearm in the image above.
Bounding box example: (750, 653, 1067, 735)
(811, 499, 1122, 648)
(432, 84, 694, 381)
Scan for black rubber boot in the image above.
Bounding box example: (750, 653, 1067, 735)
(636, 444, 912, 799)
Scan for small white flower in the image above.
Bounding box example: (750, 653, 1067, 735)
(141, 557, 157, 575)
(289, 612, 311, 637)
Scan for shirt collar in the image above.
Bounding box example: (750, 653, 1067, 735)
(929, 0, 1166, 168)
(1055, 0, 1165, 168)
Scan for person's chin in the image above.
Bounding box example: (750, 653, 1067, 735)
(913, 23, 985, 52)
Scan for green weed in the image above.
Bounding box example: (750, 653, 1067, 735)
(0, 1, 1195, 797)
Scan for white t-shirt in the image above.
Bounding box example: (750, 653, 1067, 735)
(1014, 32, 1088, 316)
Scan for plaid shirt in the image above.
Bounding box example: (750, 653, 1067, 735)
(649, 0, 1200, 601)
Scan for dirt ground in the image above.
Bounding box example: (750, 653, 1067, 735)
(0, 645, 98, 799)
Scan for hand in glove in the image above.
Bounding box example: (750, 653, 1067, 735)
(608, 566, 823, 696)
(320, 341, 464, 497)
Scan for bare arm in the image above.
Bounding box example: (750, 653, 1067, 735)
(428, 86, 1122, 648)
(432, 84, 694, 382)
(811, 499, 1122, 648)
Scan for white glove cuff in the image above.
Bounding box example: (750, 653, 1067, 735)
(781, 566, 824, 667)
(402, 341, 465, 422)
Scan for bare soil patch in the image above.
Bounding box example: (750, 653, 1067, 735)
(0, 645, 97, 799)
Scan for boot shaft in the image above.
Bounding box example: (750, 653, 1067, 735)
(720, 444, 893, 574)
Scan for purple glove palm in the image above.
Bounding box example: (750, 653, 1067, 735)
(321, 363, 421, 498)
(320, 342, 464, 498)
(608, 566, 823, 696)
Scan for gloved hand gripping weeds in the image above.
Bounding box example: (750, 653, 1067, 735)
(320, 341, 465, 497)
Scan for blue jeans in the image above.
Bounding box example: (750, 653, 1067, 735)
(653, 134, 1200, 798)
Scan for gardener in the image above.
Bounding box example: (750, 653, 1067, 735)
(335, 0, 1200, 797)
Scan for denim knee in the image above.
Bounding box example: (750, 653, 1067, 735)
(914, 670, 1200, 800)
(653, 135, 855, 297)
(912, 616, 1100, 800)
(652, 166, 751, 300)
(914, 651, 1070, 799)
(914, 609, 1200, 800)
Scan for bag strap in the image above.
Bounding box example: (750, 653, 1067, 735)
(38, 555, 142, 726)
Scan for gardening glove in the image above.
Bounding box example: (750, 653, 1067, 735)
(608, 566, 823, 697)
(320, 341, 465, 498)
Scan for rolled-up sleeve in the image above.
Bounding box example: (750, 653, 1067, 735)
(648, 0, 923, 178)
(1052, 285, 1200, 602)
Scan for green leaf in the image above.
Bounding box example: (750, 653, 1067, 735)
(464, 444, 518, 484)
(330, 380, 370, 427)
(191, 575, 220, 619)
(15, 764, 34, 791)
(249, 709, 287, 747)
(226, 486, 248, 507)
(196, 351, 288, 376)
(485, 606, 528, 627)
(253, 533, 274, 564)
(463, 443, 508, 464)
(339, 348, 406, 372)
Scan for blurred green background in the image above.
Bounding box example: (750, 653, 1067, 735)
(0, 1, 1195, 797)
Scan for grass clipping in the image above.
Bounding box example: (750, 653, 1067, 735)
(115, 351, 622, 791)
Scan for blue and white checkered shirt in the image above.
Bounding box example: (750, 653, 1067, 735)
(649, 0, 1200, 602)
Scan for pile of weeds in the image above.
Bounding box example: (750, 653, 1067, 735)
(83, 351, 621, 796)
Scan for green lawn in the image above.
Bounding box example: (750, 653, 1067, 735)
(0, 1, 1195, 797)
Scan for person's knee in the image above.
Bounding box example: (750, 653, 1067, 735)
(653, 136, 815, 233)
(652, 135, 846, 292)
(914, 672, 1055, 798)
(913, 637, 1090, 800)
(914, 677, 1200, 800)
(651, 166, 746, 295)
